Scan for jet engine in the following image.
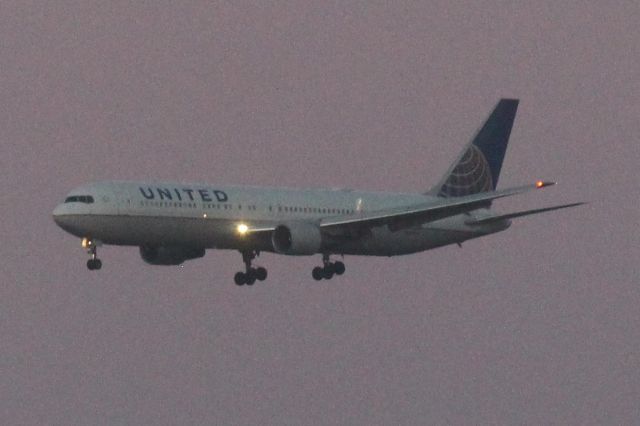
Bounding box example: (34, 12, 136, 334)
(139, 245, 205, 265)
(271, 223, 322, 255)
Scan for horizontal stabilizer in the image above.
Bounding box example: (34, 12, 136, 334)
(466, 202, 586, 225)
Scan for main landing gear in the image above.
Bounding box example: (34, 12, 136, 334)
(312, 254, 345, 281)
(234, 250, 267, 286)
(82, 238, 102, 271)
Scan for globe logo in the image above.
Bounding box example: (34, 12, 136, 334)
(438, 145, 493, 197)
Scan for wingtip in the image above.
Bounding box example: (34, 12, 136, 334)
(535, 180, 556, 188)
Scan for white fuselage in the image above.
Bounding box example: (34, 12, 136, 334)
(52, 181, 509, 257)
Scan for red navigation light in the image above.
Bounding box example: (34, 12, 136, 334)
(535, 180, 556, 188)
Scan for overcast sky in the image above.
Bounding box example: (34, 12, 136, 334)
(2, 1, 639, 424)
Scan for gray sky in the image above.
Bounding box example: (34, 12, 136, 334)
(2, 1, 639, 424)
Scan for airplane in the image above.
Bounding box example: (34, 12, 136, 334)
(52, 99, 583, 286)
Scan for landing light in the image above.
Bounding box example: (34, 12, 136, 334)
(81, 238, 92, 248)
(536, 180, 544, 188)
(236, 223, 249, 235)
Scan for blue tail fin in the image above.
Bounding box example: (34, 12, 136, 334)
(429, 99, 519, 197)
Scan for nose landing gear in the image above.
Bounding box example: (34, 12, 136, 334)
(312, 254, 345, 281)
(234, 250, 267, 286)
(83, 238, 102, 270)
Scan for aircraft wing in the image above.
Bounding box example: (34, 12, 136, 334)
(320, 181, 556, 232)
(464, 202, 586, 225)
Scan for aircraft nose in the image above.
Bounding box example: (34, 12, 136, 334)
(52, 203, 68, 227)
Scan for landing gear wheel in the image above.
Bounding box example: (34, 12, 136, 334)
(314, 254, 346, 281)
(87, 259, 102, 270)
(255, 267, 267, 281)
(245, 270, 256, 286)
(83, 238, 102, 271)
(312, 267, 323, 281)
(322, 266, 334, 280)
(234, 272, 246, 286)
(236, 250, 268, 286)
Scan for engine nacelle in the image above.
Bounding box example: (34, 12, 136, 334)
(271, 223, 322, 255)
(139, 245, 205, 265)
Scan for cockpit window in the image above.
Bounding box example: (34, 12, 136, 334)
(64, 195, 95, 204)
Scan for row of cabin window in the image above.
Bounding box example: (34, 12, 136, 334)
(140, 201, 258, 211)
(278, 206, 352, 215)
(140, 200, 352, 215)
(141, 201, 198, 208)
